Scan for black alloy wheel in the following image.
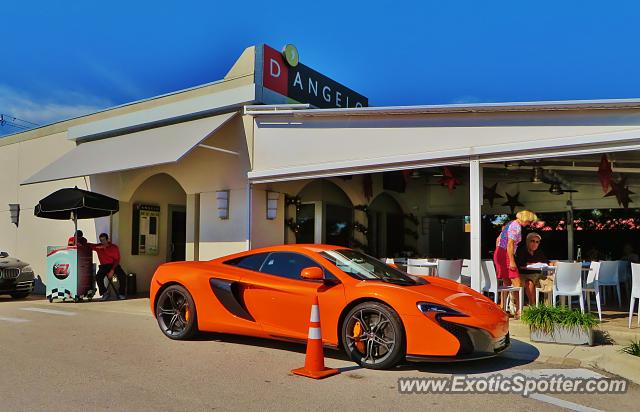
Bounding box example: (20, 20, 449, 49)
(156, 285, 198, 340)
(342, 301, 405, 370)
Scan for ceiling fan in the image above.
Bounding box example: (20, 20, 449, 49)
(528, 183, 579, 195)
(508, 166, 553, 185)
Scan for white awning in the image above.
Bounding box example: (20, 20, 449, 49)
(248, 113, 640, 183)
(22, 112, 237, 185)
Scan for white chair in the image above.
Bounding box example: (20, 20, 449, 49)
(407, 258, 433, 276)
(552, 262, 584, 313)
(583, 261, 602, 321)
(480, 260, 523, 314)
(629, 263, 640, 328)
(460, 259, 471, 277)
(393, 257, 407, 266)
(598, 261, 623, 307)
(436, 259, 463, 283)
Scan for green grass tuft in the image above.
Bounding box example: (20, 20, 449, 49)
(621, 340, 640, 357)
(521, 304, 599, 333)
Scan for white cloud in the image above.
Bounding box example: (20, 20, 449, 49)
(0, 85, 112, 135)
(85, 61, 146, 100)
(451, 95, 483, 104)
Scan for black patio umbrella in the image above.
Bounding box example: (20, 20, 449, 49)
(34, 187, 119, 241)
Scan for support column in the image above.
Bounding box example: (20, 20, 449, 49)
(246, 183, 253, 250)
(567, 208, 574, 260)
(470, 159, 483, 292)
(186, 193, 200, 261)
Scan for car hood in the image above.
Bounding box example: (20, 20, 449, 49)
(352, 277, 502, 318)
(0, 257, 30, 269)
(409, 281, 502, 317)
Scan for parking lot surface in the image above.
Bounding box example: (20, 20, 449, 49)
(1, 296, 637, 411)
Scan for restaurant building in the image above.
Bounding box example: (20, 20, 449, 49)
(2, 43, 640, 294)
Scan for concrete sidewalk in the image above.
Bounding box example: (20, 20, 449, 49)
(507, 319, 640, 384)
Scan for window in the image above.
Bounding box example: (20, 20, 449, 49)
(224, 253, 269, 272)
(320, 249, 423, 285)
(260, 252, 323, 280)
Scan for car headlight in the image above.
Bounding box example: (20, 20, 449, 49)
(417, 302, 466, 317)
(22, 266, 33, 273)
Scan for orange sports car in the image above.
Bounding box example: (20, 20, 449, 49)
(150, 244, 509, 369)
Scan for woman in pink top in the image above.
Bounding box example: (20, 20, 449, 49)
(493, 210, 537, 317)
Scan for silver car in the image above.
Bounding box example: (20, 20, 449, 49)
(0, 251, 35, 299)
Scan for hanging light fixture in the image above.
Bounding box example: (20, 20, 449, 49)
(9, 204, 19, 227)
(266, 191, 280, 220)
(216, 190, 230, 219)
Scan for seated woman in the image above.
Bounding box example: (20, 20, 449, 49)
(515, 232, 550, 305)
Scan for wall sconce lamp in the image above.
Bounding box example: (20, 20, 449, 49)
(216, 190, 230, 220)
(9, 204, 20, 227)
(266, 191, 280, 220)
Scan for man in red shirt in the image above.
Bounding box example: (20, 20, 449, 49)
(67, 230, 88, 247)
(89, 233, 126, 300)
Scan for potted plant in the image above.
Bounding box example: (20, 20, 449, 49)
(521, 304, 599, 346)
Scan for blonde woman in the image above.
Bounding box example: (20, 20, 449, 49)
(493, 210, 538, 317)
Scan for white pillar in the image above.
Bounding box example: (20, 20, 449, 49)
(470, 159, 483, 291)
(246, 183, 253, 250)
(567, 208, 574, 260)
(185, 193, 200, 261)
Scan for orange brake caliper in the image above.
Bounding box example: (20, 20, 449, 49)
(353, 321, 365, 353)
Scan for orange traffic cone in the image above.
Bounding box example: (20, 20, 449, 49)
(291, 294, 340, 379)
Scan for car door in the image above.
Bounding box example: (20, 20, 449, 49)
(240, 252, 345, 341)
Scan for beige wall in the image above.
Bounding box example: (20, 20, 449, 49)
(0, 132, 100, 292)
(116, 173, 186, 292)
(0, 114, 254, 294)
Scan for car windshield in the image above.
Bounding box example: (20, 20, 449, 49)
(320, 249, 425, 285)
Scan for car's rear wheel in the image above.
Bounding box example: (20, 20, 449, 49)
(155, 285, 198, 340)
(341, 302, 405, 370)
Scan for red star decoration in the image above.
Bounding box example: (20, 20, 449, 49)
(439, 167, 462, 193)
(604, 175, 634, 209)
(597, 154, 613, 194)
(483, 183, 503, 207)
(502, 191, 525, 214)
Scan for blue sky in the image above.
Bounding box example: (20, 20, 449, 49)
(2, 0, 639, 135)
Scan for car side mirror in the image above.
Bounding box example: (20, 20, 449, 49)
(0, 251, 8, 258)
(300, 266, 324, 280)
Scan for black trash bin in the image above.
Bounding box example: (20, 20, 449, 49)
(126, 273, 137, 297)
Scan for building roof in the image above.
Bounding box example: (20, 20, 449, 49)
(0, 46, 257, 146)
(245, 98, 640, 117)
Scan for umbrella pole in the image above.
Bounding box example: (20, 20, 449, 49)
(73, 212, 78, 246)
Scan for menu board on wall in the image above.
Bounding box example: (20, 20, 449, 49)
(132, 204, 160, 255)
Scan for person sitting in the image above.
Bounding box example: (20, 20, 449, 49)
(515, 232, 550, 306)
(88, 233, 126, 300)
(67, 230, 88, 246)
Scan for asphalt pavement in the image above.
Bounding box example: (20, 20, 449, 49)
(1, 296, 638, 411)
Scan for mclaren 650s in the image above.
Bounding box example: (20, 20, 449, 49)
(150, 245, 509, 369)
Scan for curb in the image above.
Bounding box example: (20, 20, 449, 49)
(503, 339, 640, 385)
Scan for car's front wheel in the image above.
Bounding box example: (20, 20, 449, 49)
(341, 301, 405, 370)
(155, 284, 198, 340)
(10, 292, 30, 299)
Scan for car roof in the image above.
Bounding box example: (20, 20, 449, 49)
(212, 244, 348, 262)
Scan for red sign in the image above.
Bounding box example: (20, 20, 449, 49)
(263, 45, 288, 96)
